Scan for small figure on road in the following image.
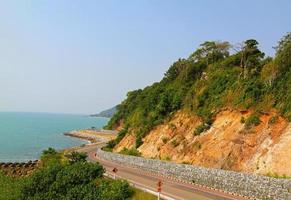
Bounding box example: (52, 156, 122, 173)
(112, 167, 118, 179)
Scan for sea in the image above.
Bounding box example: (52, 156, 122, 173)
(0, 112, 108, 162)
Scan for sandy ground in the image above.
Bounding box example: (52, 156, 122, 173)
(63, 129, 117, 154)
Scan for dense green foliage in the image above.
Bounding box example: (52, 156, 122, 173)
(0, 172, 25, 200)
(106, 33, 291, 148)
(120, 148, 141, 157)
(245, 114, 261, 129)
(0, 148, 133, 200)
(40, 147, 62, 167)
(193, 123, 211, 136)
(65, 151, 87, 164)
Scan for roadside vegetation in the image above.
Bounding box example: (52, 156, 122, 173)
(105, 33, 291, 149)
(0, 171, 25, 200)
(120, 148, 141, 157)
(266, 172, 291, 179)
(131, 188, 156, 200)
(0, 148, 135, 200)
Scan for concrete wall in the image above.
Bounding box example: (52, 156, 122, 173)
(96, 149, 291, 200)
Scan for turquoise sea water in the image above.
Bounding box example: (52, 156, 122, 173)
(0, 112, 108, 162)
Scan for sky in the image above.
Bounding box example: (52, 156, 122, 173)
(0, 0, 290, 114)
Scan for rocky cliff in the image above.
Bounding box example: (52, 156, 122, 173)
(107, 34, 291, 177)
(114, 109, 291, 176)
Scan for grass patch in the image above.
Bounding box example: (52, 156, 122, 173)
(0, 171, 25, 200)
(266, 172, 291, 179)
(102, 147, 113, 152)
(163, 156, 171, 161)
(131, 188, 156, 200)
(120, 148, 141, 157)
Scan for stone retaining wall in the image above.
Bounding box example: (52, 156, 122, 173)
(96, 149, 291, 200)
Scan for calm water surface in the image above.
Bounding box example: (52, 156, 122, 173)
(0, 112, 108, 162)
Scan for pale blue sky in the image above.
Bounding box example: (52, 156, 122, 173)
(0, 0, 290, 114)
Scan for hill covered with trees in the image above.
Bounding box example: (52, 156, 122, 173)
(105, 33, 291, 176)
(91, 106, 117, 118)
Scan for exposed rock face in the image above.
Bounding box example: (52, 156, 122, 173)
(114, 133, 136, 152)
(114, 109, 291, 176)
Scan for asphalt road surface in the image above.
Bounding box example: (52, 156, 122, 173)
(78, 144, 248, 200)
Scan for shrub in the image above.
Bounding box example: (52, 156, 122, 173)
(135, 136, 143, 148)
(102, 147, 113, 152)
(65, 151, 87, 164)
(193, 141, 202, 150)
(40, 147, 62, 167)
(0, 171, 25, 200)
(105, 127, 128, 150)
(120, 148, 141, 157)
(171, 139, 179, 147)
(193, 123, 210, 136)
(169, 123, 177, 130)
(98, 180, 133, 200)
(20, 162, 106, 199)
(245, 114, 261, 129)
(106, 140, 117, 149)
(1, 149, 134, 200)
(161, 136, 169, 144)
(268, 116, 278, 124)
(164, 156, 171, 161)
(182, 161, 191, 165)
(240, 116, 246, 124)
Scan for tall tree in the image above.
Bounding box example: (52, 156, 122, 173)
(240, 39, 265, 78)
(275, 32, 291, 72)
(189, 41, 230, 65)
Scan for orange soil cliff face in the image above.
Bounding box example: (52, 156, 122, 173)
(114, 109, 291, 176)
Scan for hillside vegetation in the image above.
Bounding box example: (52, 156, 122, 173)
(106, 33, 291, 150)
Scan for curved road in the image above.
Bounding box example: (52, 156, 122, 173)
(77, 144, 248, 200)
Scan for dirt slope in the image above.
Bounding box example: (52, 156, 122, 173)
(114, 109, 291, 176)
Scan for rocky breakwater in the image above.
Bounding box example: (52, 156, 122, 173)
(96, 148, 291, 200)
(0, 160, 39, 177)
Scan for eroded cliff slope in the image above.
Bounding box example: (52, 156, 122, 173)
(114, 109, 291, 176)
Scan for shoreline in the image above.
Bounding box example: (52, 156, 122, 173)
(0, 129, 117, 163)
(63, 129, 117, 154)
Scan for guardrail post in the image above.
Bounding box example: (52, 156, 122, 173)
(157, 180, 162, 200)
